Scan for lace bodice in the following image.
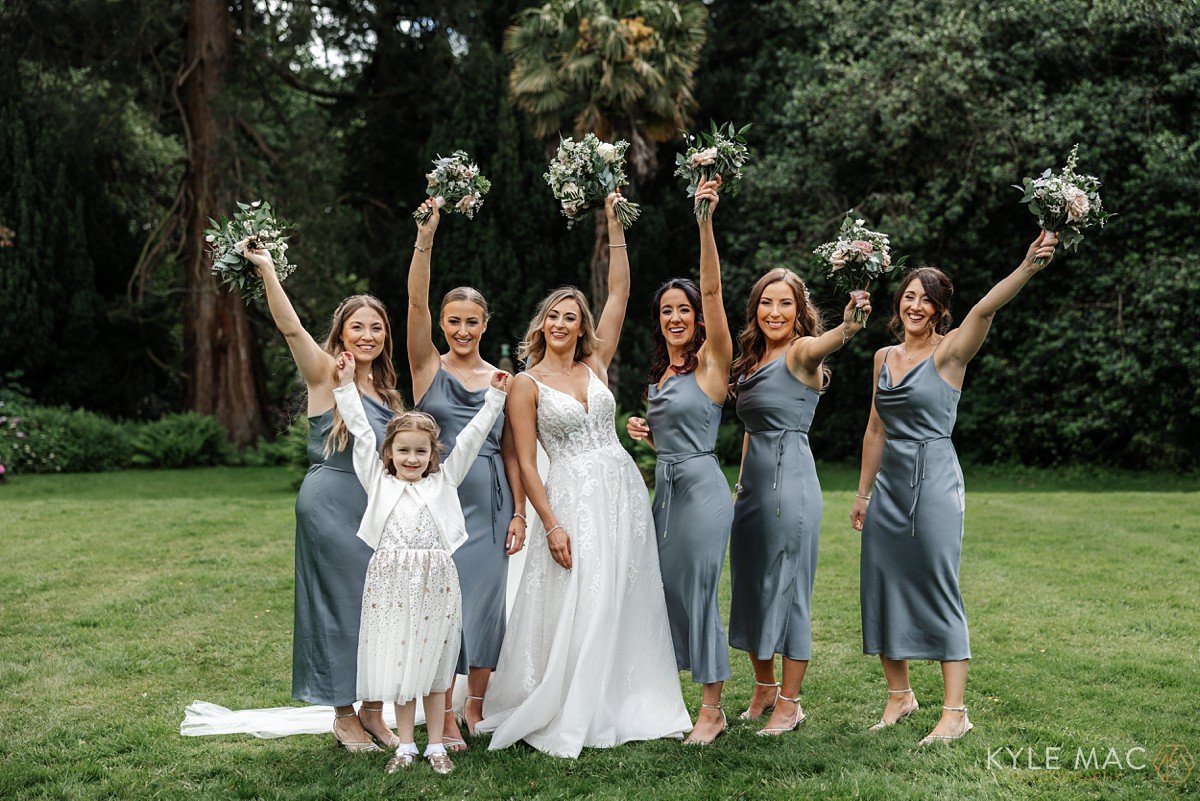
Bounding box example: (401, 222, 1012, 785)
(532, 367, 622, 462)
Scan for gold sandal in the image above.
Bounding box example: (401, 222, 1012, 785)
(919, 705, 974, 745)
(684, 702, 727, 745)
(756, 693, 805, 736)
(357, 702, 401, 749)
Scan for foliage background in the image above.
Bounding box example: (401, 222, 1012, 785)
(1, 0, 1197, 469)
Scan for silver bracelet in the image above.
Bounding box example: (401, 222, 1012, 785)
(856, 493, 871, 501)
(608, 243, 627, 249)
(414, 242, 431, 253)
(546, 523, 563, 537)
(840, 323, 854, 345)
(513, 512, 527, 523)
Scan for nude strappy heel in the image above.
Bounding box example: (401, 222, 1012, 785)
(918, 705, 973, 745)
(756, 692, 805, 736)
(683, 702, 727, 745)
(868, 687, 920, 731)
(357, 702, 401, 749)
(739, 680, 779, 720)
(462, 694, 484, 735)
(332, 709, 382, 753)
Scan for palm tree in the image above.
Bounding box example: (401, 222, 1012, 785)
(505, 0, 707, 386)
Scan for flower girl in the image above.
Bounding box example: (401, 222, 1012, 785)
(332, 351, 510, 775)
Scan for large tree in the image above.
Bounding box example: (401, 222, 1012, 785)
(504, 0, 708, 385)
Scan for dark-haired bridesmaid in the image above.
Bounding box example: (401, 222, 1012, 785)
(626, 177, 733, 744)
(729, 268, 871, 735)
(406, 198, 527, 751)
(850, 231, 1058, 745)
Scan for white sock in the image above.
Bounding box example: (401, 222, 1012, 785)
(397, 742, 418, 756)
(424, 742, 447, 758)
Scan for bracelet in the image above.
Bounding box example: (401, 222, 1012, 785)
(546, 524, 563, 537)
(513, 512, 527, 523)
(608, 243, 627, 249)
(840, 323, 854, 345)
(856, 494, 871, 501)
(733, 482, 743, 495)
(414, 242, 432, 253)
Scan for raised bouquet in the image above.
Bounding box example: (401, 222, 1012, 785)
(1014, 144, 1112, 265)
(544, 134, 640, 229)
(813, 213, 905, 325)
(206, 200, 294, 300)
(674, 121, 752, 221)
(415, 150, 491, 224)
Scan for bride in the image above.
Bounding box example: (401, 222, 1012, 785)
(476, 194, 692, 758)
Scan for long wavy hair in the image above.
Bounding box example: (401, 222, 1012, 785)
(517, 286, 600, 368)
(730, 268, 828, 389)
(647, 278, 705, 386)
(380, 411, 444, 477)
(888, 266, 954, 341)
(320, 294, 405, 457)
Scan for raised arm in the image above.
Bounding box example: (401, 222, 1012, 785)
(247, 248, 334, 394)
(442, 378, 509, 488)
(695, 178, 733, 387)
(850, 348, 888, 532)
(407, 200, 443, 403)
(331, 354, 384, 492)
(787, 292, 872, 384)
(592, 192, 631, 371)
(940, 230, 1058, 375)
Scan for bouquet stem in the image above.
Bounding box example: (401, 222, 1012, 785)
(614, 197, 641, 229)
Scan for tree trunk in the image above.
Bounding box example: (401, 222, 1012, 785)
(589, 208, 621, 393)
(180, 0, 267, 445)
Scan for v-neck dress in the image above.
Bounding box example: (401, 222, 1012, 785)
(860, 350, 970, 661)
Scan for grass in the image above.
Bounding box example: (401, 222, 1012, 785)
(1, 465, 1197, 799)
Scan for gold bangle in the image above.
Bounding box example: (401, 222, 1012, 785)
(513, 512, 527, 522)
(608, 243, 627, 249)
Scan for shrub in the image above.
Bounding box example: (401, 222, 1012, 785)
(130, 413, 227, 469)
(715, 419, 744, 467)
(0, 399, 132, 474)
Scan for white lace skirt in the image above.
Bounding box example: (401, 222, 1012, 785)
(357, 500, 462, 703)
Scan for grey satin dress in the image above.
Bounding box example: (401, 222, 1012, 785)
(729, 357, 823, 662)
(417, 368, 514, 672)
(293, 395, 393, 706)
(861, 350, 970, 661)
(647, 372, 733, 685)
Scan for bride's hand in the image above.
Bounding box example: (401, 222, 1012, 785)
(547, 524, 572, 571)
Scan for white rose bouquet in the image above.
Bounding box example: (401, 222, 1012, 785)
(813, 213, 905, 325)
(674, 121, 751, 221)
(415, 150, 491, 224)
(544, 134, 640, 229)
(205, 200, 294, 300)
(1014, 144, 1113, 265)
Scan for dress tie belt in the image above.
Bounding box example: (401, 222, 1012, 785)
(889, 435, 951, 537)
(485, 453, 504, 544)
(656, 451, 717, 538)
(314, 463, 354, 475)
(746, 428, 807, 518)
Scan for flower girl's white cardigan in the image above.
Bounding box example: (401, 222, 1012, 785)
(333, 383, 506, 553)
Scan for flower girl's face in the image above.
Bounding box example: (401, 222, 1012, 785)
(391, 430, 434, 481)
(899, 278, 937, 337)
(543, 299, 582, 354)
(757, 281, 798, 343)
(442, 300, 487, 358)
(341, 307, 387, 364)
(658, 288, 695, 349)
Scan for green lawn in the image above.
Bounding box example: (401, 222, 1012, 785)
(1, 466, 1197, 799)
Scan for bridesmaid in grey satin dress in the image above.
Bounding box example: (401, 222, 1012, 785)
(850, 231, 1058, 745)
(729, 268, 872, 736)
(626, 178, 733, 745)
(407, 198, 527, 751)
(249, 247, 404, 752)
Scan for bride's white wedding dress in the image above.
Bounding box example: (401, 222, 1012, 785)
(476, 367, 691, 758)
